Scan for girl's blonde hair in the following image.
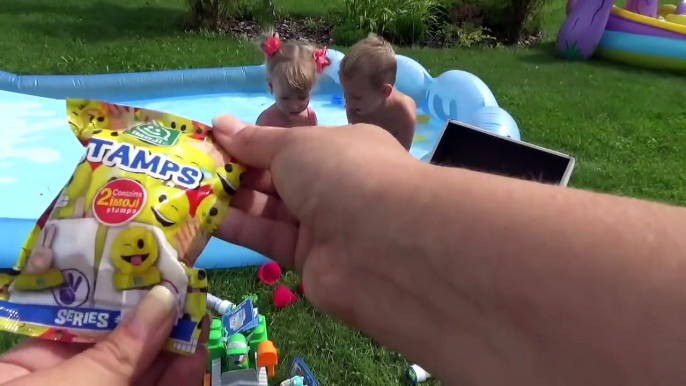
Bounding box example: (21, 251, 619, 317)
(260, 32, 329, 91)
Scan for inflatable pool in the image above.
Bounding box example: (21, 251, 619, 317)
(557, 0, 686, 70)
(0, 49, 519, 269)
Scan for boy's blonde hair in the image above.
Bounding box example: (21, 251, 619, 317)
(339, 33, 397, 88)
(261, 33, 317, 92)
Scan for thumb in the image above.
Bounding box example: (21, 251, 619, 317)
(212, 113, 289, 169)
(14, 286, 177, 385)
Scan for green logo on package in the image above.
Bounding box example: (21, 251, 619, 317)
(124, 122, 181, 147)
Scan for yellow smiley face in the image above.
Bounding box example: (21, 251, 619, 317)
(196, 195, 228, 233)
(67, 100, 110, 135)
(109, 226, 159, 274)
(74, 101, 111, 136)
(67, 99, 88, 136)
(158, 114, 194, 134)
(212, 163, 245, 201)
(134, 184, 190, 234)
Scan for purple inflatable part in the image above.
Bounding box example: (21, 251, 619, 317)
(566, 0, 581, 15)
(625, 0, 658, 18)
(676, 0, 686, 14)
(556, 0, 614, 60)
(607, 12, 686, 39)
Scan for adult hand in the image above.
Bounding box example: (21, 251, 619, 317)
(212, 114, 419, 313)
(0, 286, 208, 386)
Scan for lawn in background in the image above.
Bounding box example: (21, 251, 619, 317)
(1, 0, 686, 384)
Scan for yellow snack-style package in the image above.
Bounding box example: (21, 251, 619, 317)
(0, 99, 244, 354)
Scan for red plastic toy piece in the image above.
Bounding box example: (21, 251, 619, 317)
(257, 262, 282, 285)
(298, 282, 304, 296)
(273, 285, 298, 308)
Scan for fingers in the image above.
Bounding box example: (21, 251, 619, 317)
(134, 314, 210, 386)
(12, 286, 178, 385)
(212, 114, 290, 169)
(76, 286, 176, 381)
(215, 207, 299, 267)
(241, 169, 277, 195)
(156, 314, 209, 386)
(0, 340, 90, 383)
(231, 188, 297, 224)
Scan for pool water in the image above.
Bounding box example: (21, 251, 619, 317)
(120, 93, 441, 160)
(0, 90, 444, 269)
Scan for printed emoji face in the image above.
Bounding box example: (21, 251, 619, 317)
(196, 195, 228, 233)
(190, 122, 210, 140)
(159, 114, 194, 133)
(81, 101, 112, 131)
(187, 267, 208, 289)
(184, 267, 208, 321)
(213, 163, 245, 200)
(110, 226, 159, 274)
(68, 100, 110, 134)
(135, 184, 190, 233)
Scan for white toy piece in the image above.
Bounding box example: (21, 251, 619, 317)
(207, 293, 234, 315)
(279, 375, 304, 386)
(407, 364, 432, 384)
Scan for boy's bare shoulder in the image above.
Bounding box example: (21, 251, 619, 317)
(390, 91, 417, 129)
(396, 91, 417, 116)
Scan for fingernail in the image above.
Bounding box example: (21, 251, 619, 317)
(127, 286, 176, 339)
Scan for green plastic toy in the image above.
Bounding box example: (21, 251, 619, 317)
(208, 319, 226, 379)
(203, 294, 279, 386)
(226, 334, 250, 371)
(246, 315, 268, 368)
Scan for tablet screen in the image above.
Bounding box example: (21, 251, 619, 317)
(429, 120, 575, 186)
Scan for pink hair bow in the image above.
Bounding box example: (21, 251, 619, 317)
(262, 34, 281, 59)
(313, 47, 331, 73)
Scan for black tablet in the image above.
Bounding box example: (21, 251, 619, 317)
(428, 120, 576, 186)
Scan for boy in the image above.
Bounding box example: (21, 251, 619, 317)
(339, 34, 417, 151)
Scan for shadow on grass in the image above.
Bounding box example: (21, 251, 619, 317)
(2, 0, 186, 42)
(520, 41, 684, 78)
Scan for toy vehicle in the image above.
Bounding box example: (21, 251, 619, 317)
(205, 313, 278, 386)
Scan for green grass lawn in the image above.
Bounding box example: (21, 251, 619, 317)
(2, 0, 686, 384)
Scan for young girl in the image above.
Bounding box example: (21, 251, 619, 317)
(256, 33, 331, 128)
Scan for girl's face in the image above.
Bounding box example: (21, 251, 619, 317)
(269, 77, 311, 117)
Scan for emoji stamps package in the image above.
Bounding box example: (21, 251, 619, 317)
(0, 99, 244, 354)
